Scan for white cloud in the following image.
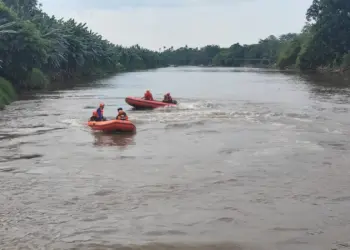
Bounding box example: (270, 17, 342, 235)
(39, 0, 313, 50)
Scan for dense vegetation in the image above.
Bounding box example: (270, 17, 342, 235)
(0, 0, 165, 108)
(277, 0, 350, 71)
(0, 77, 16, 109)
(160, 33, 298, 67)
(162, 0, 350, 71)
(1, 0, 349, 108)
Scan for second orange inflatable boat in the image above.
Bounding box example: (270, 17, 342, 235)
(125, 97, 177, 109)
(88, 120, 136, 132)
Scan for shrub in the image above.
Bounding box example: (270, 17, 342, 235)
(0, 77, 16, 108)
(25, 68, 49, 89)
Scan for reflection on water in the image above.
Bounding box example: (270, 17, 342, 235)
(282, 71, 350, 99)
(18, 74, 119, 101)
(92, 131, 135, 148)
(305, 75, 350, 105)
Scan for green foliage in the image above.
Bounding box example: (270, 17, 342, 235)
(161, 0, 350, 72)
(161, 35, 296, 67)
(0, 0, 164, 94)
(276, 28, 312, 70)
(25, 68, 49, 89)
(277, 39, 302, 69)
(278, 0, 350, 71)
(0, 76, 16, 109)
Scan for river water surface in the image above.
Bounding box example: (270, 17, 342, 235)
(1, 67, 350, 250)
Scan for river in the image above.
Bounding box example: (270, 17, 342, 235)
(1, 67, 350, 250)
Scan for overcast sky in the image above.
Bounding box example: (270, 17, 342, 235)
(39, 0, 313, 50)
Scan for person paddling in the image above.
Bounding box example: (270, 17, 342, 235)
(143, 90, 153, 101)
(116, 108, 128, 120)
(163, 92, 173, 103)
(89, 111, 99, 121)
(96, 103, 106, 121)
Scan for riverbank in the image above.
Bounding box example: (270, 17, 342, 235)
(0, 65, 170, 109)
(317, 66, 350, 75)
(4, 64, 350, 110)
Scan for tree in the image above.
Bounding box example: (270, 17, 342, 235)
(297, 0, 350, 69)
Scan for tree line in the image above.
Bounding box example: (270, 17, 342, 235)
(160, 33, 297, 67)
(0, 0, 165, 90)
(0, 0, 167, 107)
(161, 0, 350, 71)
(1, 0, 349, 108)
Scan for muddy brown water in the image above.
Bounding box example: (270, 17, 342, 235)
(1, 67, 350, 250)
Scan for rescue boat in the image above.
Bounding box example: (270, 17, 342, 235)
(88, 119, 136, 132)
(125, 97, 177, 109)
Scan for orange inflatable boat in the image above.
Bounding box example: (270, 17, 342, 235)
(125, 97, 177, 109)
(88, 120, 136, 132)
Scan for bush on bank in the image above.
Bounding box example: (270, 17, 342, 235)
(0, 77, 16, 109)
(25, 68, 49, 90)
